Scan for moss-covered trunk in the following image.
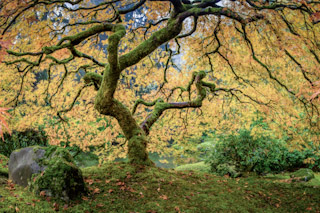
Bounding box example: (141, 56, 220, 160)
(92, 19, 183, 166)
(95, 97, 153, 165)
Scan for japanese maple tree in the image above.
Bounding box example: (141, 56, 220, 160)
(1, 0, 320, 165)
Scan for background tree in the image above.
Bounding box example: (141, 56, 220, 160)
(1, 0, 320, 165)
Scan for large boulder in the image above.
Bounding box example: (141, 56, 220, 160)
(290, 168, 315, 182)
(9, 146, 87, 201)
(9, 147, 46, 186)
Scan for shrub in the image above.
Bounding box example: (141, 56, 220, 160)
(0, 128, 48, 157)
(205, 129, 290, 175)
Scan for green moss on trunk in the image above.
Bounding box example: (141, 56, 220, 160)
(128, 133, 154, 166)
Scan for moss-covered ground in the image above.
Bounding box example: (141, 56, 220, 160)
(0, 161, 319, 213)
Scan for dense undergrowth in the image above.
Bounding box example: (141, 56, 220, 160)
(1, 162, 319, 213)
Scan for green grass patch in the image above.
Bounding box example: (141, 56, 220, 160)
(175, 161, 210, 173)
(0, 163, 319, 212)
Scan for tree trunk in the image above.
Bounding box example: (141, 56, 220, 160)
(95, 97, 153, 166)
(127, 130, 153, 166)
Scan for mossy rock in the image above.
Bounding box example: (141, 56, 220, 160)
(9, 146, 87, 201)
(0, 154, 8, 177)
(290, 168, 315, 182)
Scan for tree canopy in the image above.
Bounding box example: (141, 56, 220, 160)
(0, 0, 320, 165)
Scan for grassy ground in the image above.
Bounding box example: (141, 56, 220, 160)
(1, 161, 320, 213)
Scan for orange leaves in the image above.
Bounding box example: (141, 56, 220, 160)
(0, 36, 12, 62)
(0, 102, 11, 141)
(6, 180, 15, 191)
(311, 12, 320, 24)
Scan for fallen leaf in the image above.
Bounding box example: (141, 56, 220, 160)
(95, 179, 102, 183)
(85, 179, 94, 185)
(82, 196, 89, 201)
(63, 204, 68, 210)
(53, 203, 59, 211)
(116, 182, 125, 186)
(126, 172, 132, 179)
(92, 188, 100, 194)
(160, 195, 168, 200)
(175, 206, 180, 213)
(39, 191, 46, 197)
(140, 192, 144, 198)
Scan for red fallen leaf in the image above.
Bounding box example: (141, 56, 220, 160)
(39, 191, 46, 197)
(92, 188, 100, 194)
(95, 179, 102, 183)
(108, 189, 114, 193)
(105, 180, 111, 184)
(116, 182, 125, 186)
(140, 192, 144, 198)
(126, 172, 132, 179)
(159, 195, 168, 200)
(120, 186, 126, 191)
(31, 203, 35, 207)
(63, 204, 69, 210)
(26, 203, 31, 205)
(128, 187, 136, 193)
(85, 179, 94, 185)
(15, 206, 19, 212)
(82, 196, 89, 201)
(175, 206, 180, 213)
(96, 203, 104, 207)
(53, 203, 59, 211)
(46, 197, 51, 202)
(306, 207, 312, 211)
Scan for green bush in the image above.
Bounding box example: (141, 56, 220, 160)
(205, 129, 289, 176)
(204, 125, 320, 176)
(0, 128, 49, 157)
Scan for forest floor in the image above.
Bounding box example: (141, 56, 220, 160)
(0, 162, 320, 213)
